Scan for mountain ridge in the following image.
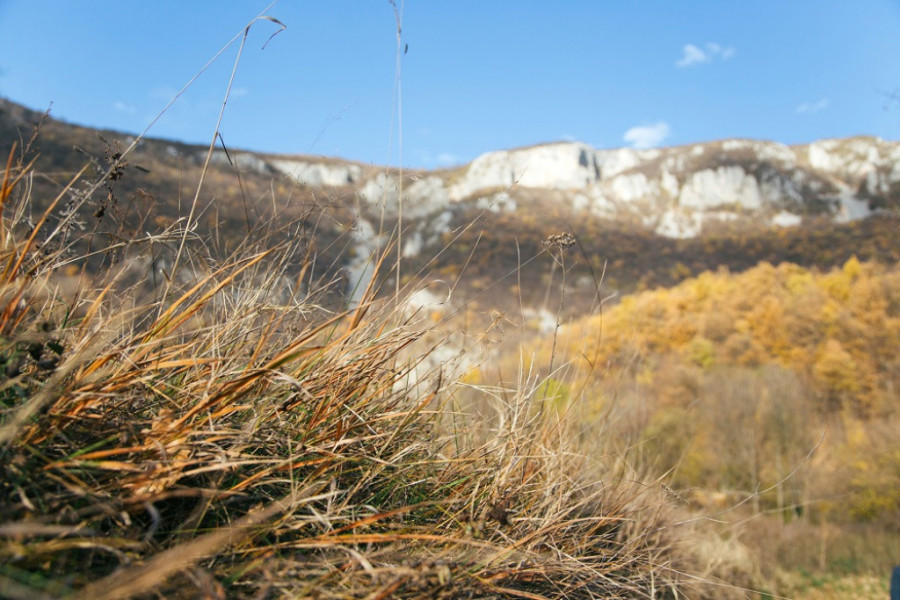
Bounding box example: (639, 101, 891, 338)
(4, 98, 897, 235)
(260, 135, 900, 238)
(2, 97, 898, 315)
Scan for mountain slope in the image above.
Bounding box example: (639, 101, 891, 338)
(2, 97, 898, 315)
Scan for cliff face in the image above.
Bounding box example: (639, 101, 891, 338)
(209, 134, 899, 241)
(150, 133, 900, 289)
(396, 138, 898, 239)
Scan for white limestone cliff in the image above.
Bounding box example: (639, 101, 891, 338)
(395, 137, 898, 239)
(269, 158, 361, 187)
(206, 135, 899, 241)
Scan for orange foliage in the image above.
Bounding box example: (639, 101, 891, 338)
(561, 258, 900, 416)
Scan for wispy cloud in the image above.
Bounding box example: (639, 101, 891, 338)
(796, 98, 830, 114)
(623, 121, 670, 149)
(676, 44, 708, 68)
(676, 42, 736, 68)
(706, 42, 736, 60)
(150, 86, 179, 101)
(416, 149, 464, 169)
(436, 152, 461, 167)
(113, 101, 136, 114)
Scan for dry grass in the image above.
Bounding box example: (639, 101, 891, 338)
(0, 119, 735, 600)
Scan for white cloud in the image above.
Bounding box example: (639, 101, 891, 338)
(113, 101, 136, 114)
(623, 121, 670, 149)
(676, 44, 709, 67)
(705, 42, 736, 60)
(230, 86, 250, 98)
(436, 152, 461, 167)
(676, 42, 736, 68)
(796, 98, 830, 114)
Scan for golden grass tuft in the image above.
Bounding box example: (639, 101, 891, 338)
(0, 141, 726, 599)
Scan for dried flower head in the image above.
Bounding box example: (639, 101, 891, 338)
(541, 232, 576, 252)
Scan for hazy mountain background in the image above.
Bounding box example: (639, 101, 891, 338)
(3, 96, 897, 316)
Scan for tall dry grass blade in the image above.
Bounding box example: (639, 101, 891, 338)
(349, 241, 395, 331)
(0, 146, 40, 228)
(140, 249, 274, 345)
(0, 144, 20, 251)
(1, 162, 89, 288)
(162, 310, 353, 433)
(378, 372, 440, 456)
(169, 12, 284, 287)
(0, 143, 16, 213)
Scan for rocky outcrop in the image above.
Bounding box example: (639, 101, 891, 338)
(177, 135, 900, 241)
(269, 158, 361, 186)
(392, 137, 900, 239)
(446, 142, 600, 200)
(207, 151, 271, 174)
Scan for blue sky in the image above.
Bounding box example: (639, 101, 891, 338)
(1, 1, 899, 169)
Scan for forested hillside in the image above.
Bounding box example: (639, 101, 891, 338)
(528, 258, 898, 514)
(504, 258, 900, 587)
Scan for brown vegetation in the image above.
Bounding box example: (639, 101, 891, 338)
(513, 257, 900, 593)
(0, 124, 733, 598)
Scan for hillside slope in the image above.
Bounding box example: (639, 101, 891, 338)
(509, 259, 900, 586)
(2, 98, 898, 315)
